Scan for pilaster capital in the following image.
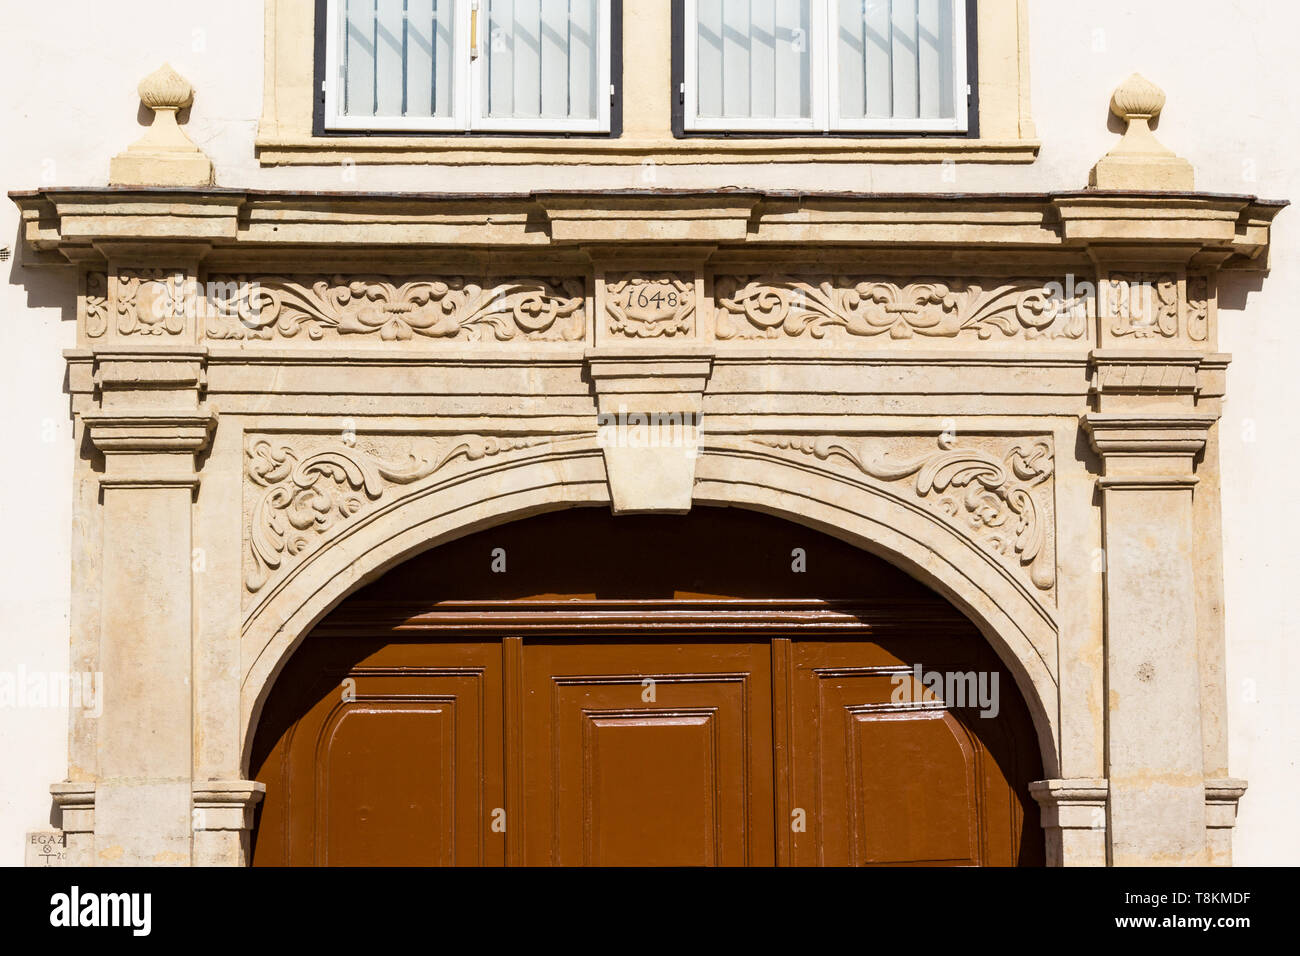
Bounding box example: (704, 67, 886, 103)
(83, 408, 217, 489)
(83, 410, 216, 456)
(1082, 411, 1216, 484)
(1029, 778, 1109, 830)
(1204, 778, 1248, 830)
(192, 780, 266, 832)
(50, 781, 96, 836)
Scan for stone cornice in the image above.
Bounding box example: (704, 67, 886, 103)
(10, 188, 1285, 271)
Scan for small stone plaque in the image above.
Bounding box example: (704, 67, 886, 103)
(25, 830, 66, 867)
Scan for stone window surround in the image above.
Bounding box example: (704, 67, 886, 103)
(255, 0, 1038, 165)
(9, 182, 1283, 865)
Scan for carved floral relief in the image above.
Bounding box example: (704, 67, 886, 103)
(714, 276, 1086, 342)
(756, 434, 1056, 594)
(1106, 273, 1179, 339)
(244, 433, 560, 593)
(85, 269, 192, 338)
(207, 275, 586, 343)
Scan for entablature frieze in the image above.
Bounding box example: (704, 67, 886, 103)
(14, 188, 1279, 371)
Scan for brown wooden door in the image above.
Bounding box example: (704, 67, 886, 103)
(250, 507, 1044, 866)
(250, 638, 504, 866)
(521, 638, 774, 866)
(783, 636, 1041, 866)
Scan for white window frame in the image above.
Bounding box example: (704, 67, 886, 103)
(323, 0, 613, 133)
(682, 0, 969, 134)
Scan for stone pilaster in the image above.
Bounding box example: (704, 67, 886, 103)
(1083, 410, 1215, 865)
(83, 350, 213, 865)
(1029, 778, 1109, 866)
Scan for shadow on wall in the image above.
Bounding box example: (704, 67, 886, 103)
(6, 218, 77, 413)
(1218, 269, 1268, 313)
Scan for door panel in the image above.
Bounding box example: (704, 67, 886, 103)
(251, 639, 504, 866)
(521, 639, 775, 866)
(788, 637, 1042, 866)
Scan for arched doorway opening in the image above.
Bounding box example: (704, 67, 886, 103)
(249, 506, 1045, 866)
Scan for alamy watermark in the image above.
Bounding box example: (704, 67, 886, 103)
(597, 404, 702, 458)
(0, 666, 102, 717)
(891, 663, 1000, 718)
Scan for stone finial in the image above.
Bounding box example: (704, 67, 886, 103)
(109, 63, 213, 187)
(1089, 73, 1193, 191)
(137, 63, 195, 112)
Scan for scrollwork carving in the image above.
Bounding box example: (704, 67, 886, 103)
(715, 276, 1083, 341)
(84, 272, 109, 338)
(207, 275, 586, 343)
(1107, 273, 1179, 339)
(758, 434, 1056, 592)
(245, 434, 553, 592)
(1186, 275, 1209, 342)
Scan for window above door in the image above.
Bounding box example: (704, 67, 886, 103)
(680, 0, 970, 135)
(257, 0, 1036, 165)
(324, 0, 615, 133)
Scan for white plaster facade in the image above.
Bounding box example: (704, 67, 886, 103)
(1, 0, 1296, 866)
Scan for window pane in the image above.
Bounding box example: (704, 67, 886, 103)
(486, 0, 600, 120)
(341, 0, 456, 118)
(837, 0, 956, 120)
(697, 0, 811, 120)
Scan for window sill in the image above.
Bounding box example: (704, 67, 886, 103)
(254, 131, 1040, 166)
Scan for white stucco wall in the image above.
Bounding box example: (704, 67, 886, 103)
(1, 0, 1295, 865)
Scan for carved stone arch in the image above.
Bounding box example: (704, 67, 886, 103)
(238, 436, 1062, 779)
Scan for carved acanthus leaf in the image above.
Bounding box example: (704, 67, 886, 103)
(715, 276, 1083, 341)
(208, 275, 586, 343)
(245, 434, 553, 592)
(758, 434, 1056, 591)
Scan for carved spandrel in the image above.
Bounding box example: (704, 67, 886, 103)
(755, 433, 1057, 597)
(242, 433, 585, 599)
